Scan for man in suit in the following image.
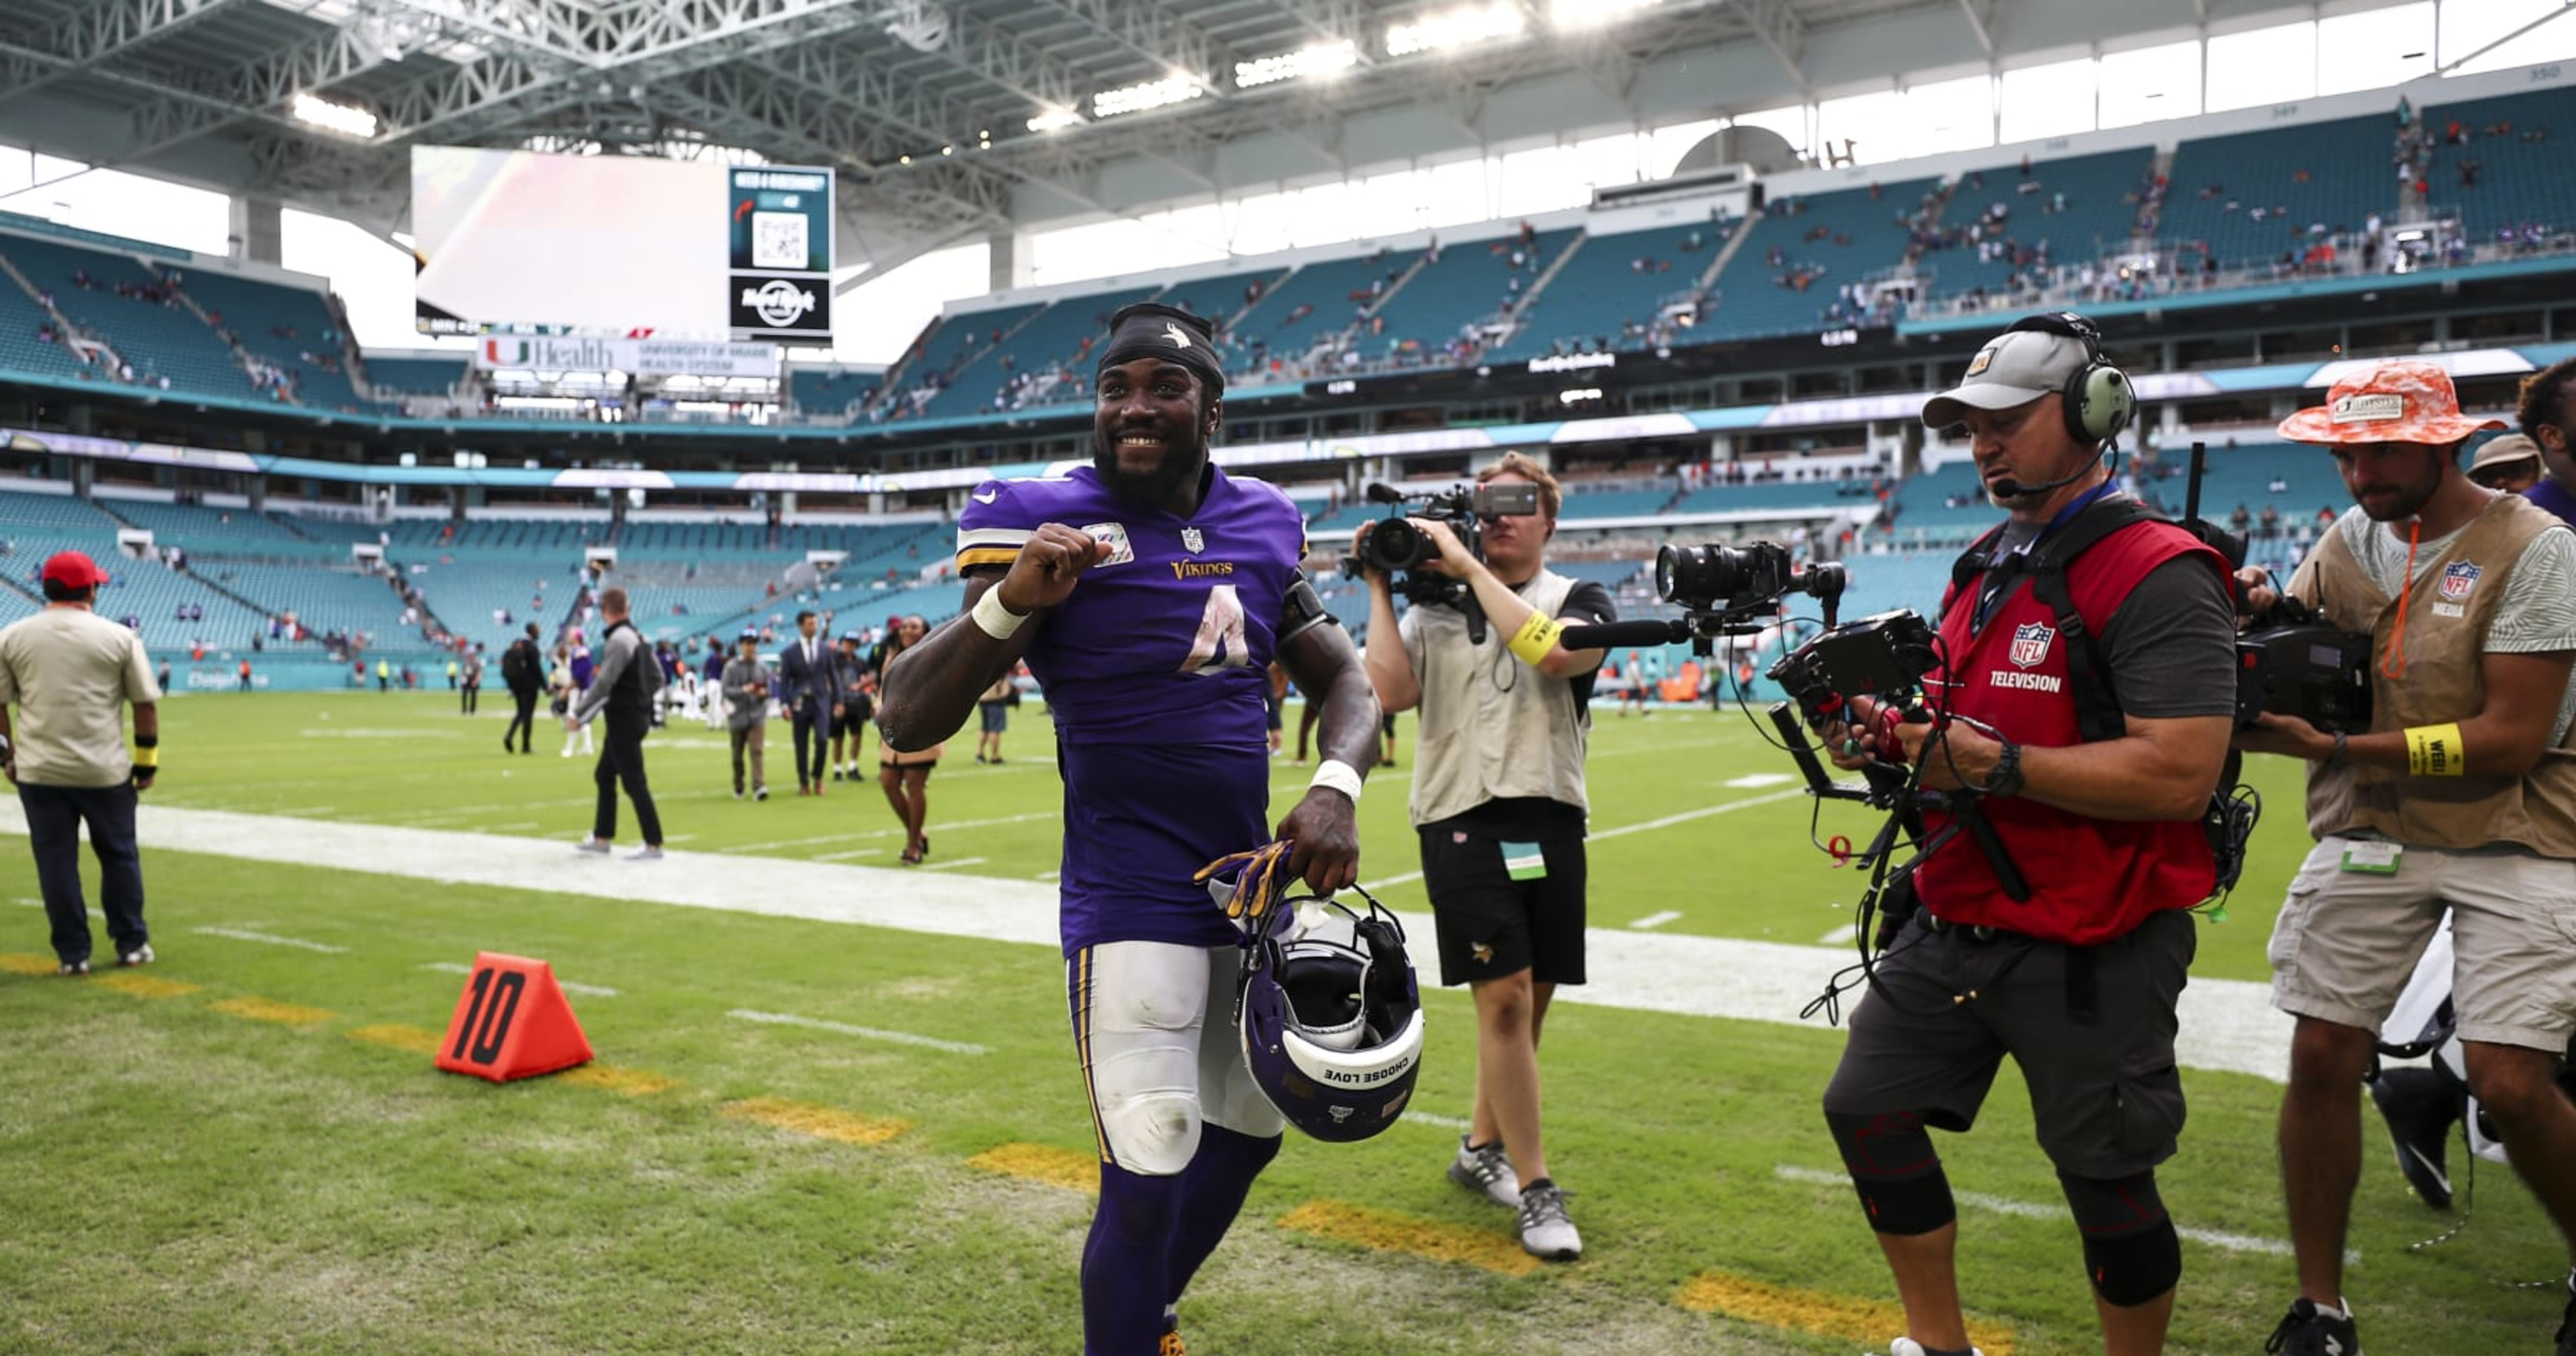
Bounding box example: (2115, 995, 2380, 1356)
(778, 610, 834, 796)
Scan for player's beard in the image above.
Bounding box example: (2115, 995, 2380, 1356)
(1091, 429, 1207, 504)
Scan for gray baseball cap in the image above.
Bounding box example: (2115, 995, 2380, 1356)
(1922, 328, 2089, 428)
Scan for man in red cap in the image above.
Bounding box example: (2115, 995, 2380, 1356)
(2238, 360, 2576, 1355)
(0, 551, 162, 975)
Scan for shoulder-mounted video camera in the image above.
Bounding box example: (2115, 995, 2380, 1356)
(1344, 480, 1539, 611)
(2236, 594, 2373, 732)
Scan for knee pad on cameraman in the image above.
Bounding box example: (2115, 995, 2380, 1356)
(1826, 1109, 1954, 1235)
(2061, 1169, 2180, 1306)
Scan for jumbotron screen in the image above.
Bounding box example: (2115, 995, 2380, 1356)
(411, 146, 834, 343)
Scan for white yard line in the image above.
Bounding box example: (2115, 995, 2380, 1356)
(420, 961, 618, 997)
(919, 857, 990, 871)
(813, 848, 887, 862)
(0, 800, 2297, 1083)
(727, 1008, 989, 1055)
(1630, 911, 1683, 930)
(192, 927, 346, 954)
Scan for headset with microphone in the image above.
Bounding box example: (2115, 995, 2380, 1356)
(1985, 311, 2135, 499)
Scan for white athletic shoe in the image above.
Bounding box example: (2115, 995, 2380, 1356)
(1447, 1136, 1521, 1209)
(1516, 1182, 1581, 1261)
(1879, 1339, 1986, 1356)
(575, 838, 611, 855)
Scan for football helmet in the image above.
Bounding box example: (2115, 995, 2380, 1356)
(1233, 889, 1424, 1143)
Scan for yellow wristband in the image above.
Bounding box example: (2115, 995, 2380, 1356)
(2404, 722, 2464, 777)
(1506, 611, 1563, 665)
(133, 746, 159, 770)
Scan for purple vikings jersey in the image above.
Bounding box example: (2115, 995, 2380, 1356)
(957, 464, 1308, 955)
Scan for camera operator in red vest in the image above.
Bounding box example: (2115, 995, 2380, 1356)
(2235, 361, 2576, 1356)
(1817, 314, 2238, 1356)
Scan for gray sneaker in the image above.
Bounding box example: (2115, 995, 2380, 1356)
(575, 838, 612, 855)
(1447, 1136, 1521, 1208)
(1516, 1180, 1581, 1261)
(625, 846, 664, 862)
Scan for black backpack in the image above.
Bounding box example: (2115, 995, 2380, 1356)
(501, 639, 534, 687)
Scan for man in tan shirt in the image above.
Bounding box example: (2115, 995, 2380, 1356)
(0, 551, 161, 975)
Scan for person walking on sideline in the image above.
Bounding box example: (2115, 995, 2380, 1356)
(571, 589, 665, 860)
(723, 629, 771, 801)
(501, 623, 543, 753)
(0, 551, 163, 974)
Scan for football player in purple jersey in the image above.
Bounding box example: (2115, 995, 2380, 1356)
(879, 302, 1380, 1356)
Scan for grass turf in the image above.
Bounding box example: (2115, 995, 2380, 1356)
(0, 691, 2563, 1355)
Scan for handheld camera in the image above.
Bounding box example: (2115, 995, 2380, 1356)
(1345, 480, 1539, 615)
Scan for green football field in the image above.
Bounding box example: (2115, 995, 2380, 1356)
(0, 690, 2563, 1355)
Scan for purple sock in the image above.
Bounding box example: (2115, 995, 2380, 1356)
(1083, 1162, 1182, 1356)
(1163, 1124, 1282, 1308)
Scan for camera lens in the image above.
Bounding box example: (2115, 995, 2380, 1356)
(1657, 543, 1737, 603)
(1368, 518, 1426, 574)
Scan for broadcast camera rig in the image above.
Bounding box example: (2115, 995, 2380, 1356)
(1557, 443, 2368, 1010)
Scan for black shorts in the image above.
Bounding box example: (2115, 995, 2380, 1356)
(1418, 822, 1587, 988)
(1821, 908, 2196, 1180)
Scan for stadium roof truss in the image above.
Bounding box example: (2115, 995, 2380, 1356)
(0, 0, 2402, 278)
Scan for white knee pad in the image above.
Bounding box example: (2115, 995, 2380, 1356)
(1075, 942, 1278, 1174)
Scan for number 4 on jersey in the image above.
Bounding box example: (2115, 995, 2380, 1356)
(1182, 584, 1250, 675)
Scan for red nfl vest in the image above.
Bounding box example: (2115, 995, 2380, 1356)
(1917, 515, 2226, 946)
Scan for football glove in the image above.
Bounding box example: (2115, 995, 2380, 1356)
(1194, 840, 1294, 925)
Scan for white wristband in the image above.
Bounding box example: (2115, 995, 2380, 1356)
(1310, 758, 1364, 804)
(970, 588, 1029, 640)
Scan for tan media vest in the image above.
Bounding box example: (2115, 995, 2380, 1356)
(2290, 493, 2576, 855)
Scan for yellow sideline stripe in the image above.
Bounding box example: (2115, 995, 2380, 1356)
(1, 952, 63, 974)
(967, 1142, 1098, 1192)
(212, 996, 336, 1027)
(1673, 1271, 2016, 1355)
(346, 1024, 445, 1055)
(1276, 1200, 1542, 1277)
(96, 973, 198, 998)
(720, 1096, 908, 1146)
(560, 1063, 679, 1097)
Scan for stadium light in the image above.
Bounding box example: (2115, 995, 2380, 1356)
(1550, 0, 1659, 29)
(1234, 40, 1359, 89)
(1027, 108, 1085, 132)
(1386, 1, 1527, 57)
(1093, 74, 1205, 119)
(291, 92, 378, 138)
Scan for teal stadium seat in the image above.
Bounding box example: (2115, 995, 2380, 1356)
(1693, 178, 1939, 342)
(1918, 150, 2156, 303)
(2421, 87, 2576, 245)
(2160, 115, 2394, 271)
(1489, 220, 1729, 363)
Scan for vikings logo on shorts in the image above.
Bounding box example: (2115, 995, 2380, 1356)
(2440, 561, 2482, 601)
(2009, 621, 2056, 669)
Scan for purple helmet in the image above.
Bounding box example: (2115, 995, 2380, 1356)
(1234, 892, 1424, 1143)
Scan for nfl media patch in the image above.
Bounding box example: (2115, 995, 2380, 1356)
(1081, 522, 1136, 567)
(2010, 621, 2055, 669)
(2439, 561, 2481, 601)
